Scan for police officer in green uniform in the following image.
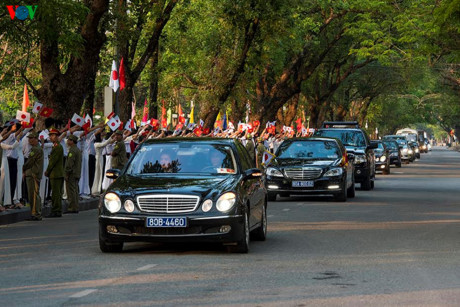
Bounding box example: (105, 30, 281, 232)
(245, 134, 255, 164)
(45, 128, 64, 218)
(256, 137, 267, 169)
(111, 130, 127, 170)
(64, 134, 82, 213)
(23, 131, 44, 220)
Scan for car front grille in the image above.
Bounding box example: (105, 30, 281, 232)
(136, 194, 200, 213)
(284, 168, 322, 180)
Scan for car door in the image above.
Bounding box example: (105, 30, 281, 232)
(235, 142, 263, 228)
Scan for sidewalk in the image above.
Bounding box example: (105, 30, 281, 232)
(0, 197, 100, 225)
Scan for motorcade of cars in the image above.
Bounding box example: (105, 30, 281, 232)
(397, 128, 427, 153)
(383, 140, 402, 168)
(99, 138, 267, 254)
(315, 121, 377, 190)
(265, 137, 355, 202)
(382, 135, 412, 163)
(373, 141, 391, 174)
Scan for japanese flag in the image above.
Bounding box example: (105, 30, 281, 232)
(199, 119, 204, 127)
(124, 120, 132, 132)
(32, 101, 43, 114)
(107, 116, 121, 131)
(16, 110, 31, 123)
(39, 130, 49, 141)
(71, 113, 85, 127)
(228, 121, 235, 130)
(109, 60, 119, 92)
(262, 150, 275, 166)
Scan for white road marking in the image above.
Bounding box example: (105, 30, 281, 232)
(70, 289, 97, 298)
(393, 172, 404, 174)
(282, 208, 290, 212)
(267, 215, 274, 218)
(136, 264, 158, 271)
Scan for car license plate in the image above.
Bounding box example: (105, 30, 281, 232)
(146, 217, 187, 228)
(292, 181, 314, 188)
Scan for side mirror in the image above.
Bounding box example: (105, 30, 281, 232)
(347, 153, 355, 161)
(244, 168, 263, 179)
(106, 169, 121, 179)
(368, 142, 378, 149)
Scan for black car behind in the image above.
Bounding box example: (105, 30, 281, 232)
(315, 121, 377, 190)
(374, 141, 391, 174)
(265, 137, 355, 202)
(383, 140, 402, 168)
(99, 138, 267, 253)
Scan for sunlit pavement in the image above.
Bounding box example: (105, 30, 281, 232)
(1, 147, 460, 306)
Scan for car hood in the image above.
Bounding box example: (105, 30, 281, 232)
(273, 158, 338, 168)
(109, 174, 240, 200)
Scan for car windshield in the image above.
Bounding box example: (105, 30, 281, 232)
(375, 143, 384, 152)
(276, 140, 341, 160)
(316, 130, 366, 147)
(383, 141, 398, 150)
(126, 143, 237, 175)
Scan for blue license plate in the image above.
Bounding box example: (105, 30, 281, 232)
(146, 217, 187, 228)
(292, 181, 314, 188)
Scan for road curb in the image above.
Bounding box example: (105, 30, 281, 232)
(0, 197, 100, 226)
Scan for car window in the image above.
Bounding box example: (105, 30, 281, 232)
(126, 143, 237, 175)
(236, 142, 254, 170)
(315, 130, 367, 147)
(277, 140, 340, 160)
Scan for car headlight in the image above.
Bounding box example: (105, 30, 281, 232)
(202, 199, 213, 212)
(324, 168, 343, 177)
(266, 167, 284, 177)
(415, 148, 419, 153)
(402, 148, 408, 154)
(216, 192, 236, 212)
(104, 193, 121, 213)
(124, 199, 135, 213)
(380, 156, 386, 162)
(408, 149, 413, 154)
(354, 155, 367, 164)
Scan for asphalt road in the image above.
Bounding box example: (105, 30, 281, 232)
(1, 147, 460, 306)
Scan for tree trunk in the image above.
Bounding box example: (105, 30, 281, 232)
(32, 0, 109, 121)
(148, 45, 159, 119)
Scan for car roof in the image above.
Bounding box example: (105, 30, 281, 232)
(317, 128, 364, 132)
(144, 137, 236, 145)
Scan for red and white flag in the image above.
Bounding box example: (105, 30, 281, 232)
(124, 120, 132, 132)
(16, 110, 31, 123)
(109, 60, 119, 92)
(107, 116, 121, 131)
(32, 101, 43, 114)
(262, 150, 275, 166)
(71, 113, 85, 127)
(84, 114, 92, 128)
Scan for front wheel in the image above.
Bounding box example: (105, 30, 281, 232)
(361, 172, 372, 190)
(268, 193, 277, 201)
(227, 209, 249, 253)
(251, 204, 267, 241)
(334, 182, 347, 202)
(396, 161, 402, 168)
(347, 179, 355, 198)
(99, 228, 123, 253)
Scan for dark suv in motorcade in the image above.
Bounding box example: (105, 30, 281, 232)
(383, 140, 402, 168)
(315, 121, 377, 190)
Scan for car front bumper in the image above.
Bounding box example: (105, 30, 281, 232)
(99, 214, 244, 244)
(265, 176, 345, 195)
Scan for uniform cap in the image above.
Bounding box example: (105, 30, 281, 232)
(48, 128, 60, 135)
(27, 131, 39, 138)
(115, 130, 123, 136)
(67, 134, 79, 143)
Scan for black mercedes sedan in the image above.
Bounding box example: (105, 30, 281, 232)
(265, 137, 355, 202)
(373, 141, 391, 174)
(99, 138, 267, 253)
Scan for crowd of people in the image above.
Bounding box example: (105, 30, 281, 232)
(0, 115, 312, 220)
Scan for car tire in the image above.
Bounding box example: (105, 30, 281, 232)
(347, 179, 355, 198)
(371, 179, 375, 189)
(227, 209, 249, 253)
(396, 161, 402, 168)
(251, 203, 267, 241)
(334, 182, 347, 202)
(99, 228, 123, 253)
(268, 193, 277, 201)
(383, 165, 390, 175)
(361, 173, 372, 191)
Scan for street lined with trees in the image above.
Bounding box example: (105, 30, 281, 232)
(1, 0, 459, 139)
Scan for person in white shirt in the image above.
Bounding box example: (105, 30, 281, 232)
(0, 126, 23, 208)
(92, 128, 114, 195)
